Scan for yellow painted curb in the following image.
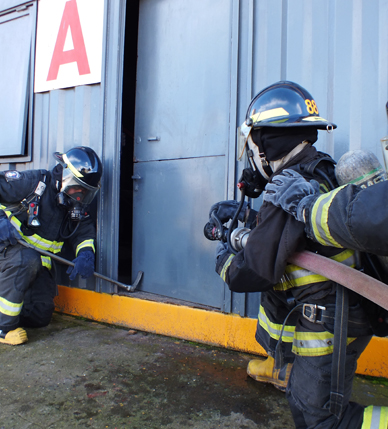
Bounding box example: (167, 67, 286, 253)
(54, 286, 388, 379)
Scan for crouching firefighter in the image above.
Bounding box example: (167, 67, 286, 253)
(205, 81, 384, 428)
(0, 146, 102, 346)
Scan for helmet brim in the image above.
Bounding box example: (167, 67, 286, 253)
(252, 115, 337, 130)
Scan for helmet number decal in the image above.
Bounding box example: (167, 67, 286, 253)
(305, 99, 319, 115)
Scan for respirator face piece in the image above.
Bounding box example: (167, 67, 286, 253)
(60, 167, 100, 206)
(237, 120, 272, 192)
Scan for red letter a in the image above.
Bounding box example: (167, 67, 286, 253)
(47, 0, 90, 81)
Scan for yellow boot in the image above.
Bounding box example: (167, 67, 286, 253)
(247, 356, 292, 392)
(0, 328, 28, 345)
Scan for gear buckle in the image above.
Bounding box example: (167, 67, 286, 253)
(302, 304, 326, 324)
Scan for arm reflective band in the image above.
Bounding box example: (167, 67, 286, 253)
(310, 185, 347, 248)
(76, 239, 95, 256)
(220, 254, 235, 282)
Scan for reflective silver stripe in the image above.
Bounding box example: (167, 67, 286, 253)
(0, 297, 23, 317)
(258, 306, 295, 342)
(76, 239, 95, 256)
(310, 186, 347, 247)
(1, 207, 64, 254)
(362, 405, 388, 428)
(275, 250, 356, 290)
(41, 256, 52, 270)
(220, 254, 235, 282)
(293, 331, 356, 356)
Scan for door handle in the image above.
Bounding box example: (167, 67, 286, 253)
(132, 174, 141, 191)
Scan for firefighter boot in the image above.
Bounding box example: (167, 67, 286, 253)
(0, 328, 28, 345)
(247, 356, 292, 392)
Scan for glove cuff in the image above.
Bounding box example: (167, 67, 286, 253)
(295, 194, 319, 223)
(215, 250, 234, 277)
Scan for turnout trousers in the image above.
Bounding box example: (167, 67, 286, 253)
(0, 243, 57, 332)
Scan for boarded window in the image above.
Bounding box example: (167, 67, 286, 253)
(0, 2, 36, 160)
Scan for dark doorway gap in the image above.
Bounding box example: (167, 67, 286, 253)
(118, 0, 140, 283)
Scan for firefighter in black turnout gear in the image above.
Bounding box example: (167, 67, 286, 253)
(0, 146, 102, 346)
(211, 82, 385, 428)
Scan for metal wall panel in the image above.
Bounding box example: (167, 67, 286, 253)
(9, 0, 124, 292)
(239, 0, 388, 164)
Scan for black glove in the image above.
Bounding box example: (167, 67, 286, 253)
(66, 250, 95, 280)
(263, 169, 320, 222)
(239, 168, 267, 198)
(209, 200, 248, 224)
(0, 217, 20, 246)
(215, 242, 235, 281)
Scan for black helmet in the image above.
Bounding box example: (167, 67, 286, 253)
(246, 81, 336, 130)
(53, 146, 103, 205)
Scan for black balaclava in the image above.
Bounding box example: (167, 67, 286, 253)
(250, 127, 318, 161)
(51, 164, 63, 191)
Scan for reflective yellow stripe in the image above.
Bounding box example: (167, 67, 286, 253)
(220, 254, 235, 282)
(1, 207, 64, 254)
(0, 297, 23, 317)
(76, 239, 95, 256)
(293, 330, 356, 356)
(311, 185, 347, 247)
(274, 249, 356, 291)
(63, 154, 83, 178)
(41, 256, 52, 270)
(258, 305, 295, 342)
(361, 405, 388, 429)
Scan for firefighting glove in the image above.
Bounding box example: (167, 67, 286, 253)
(209, 200, 248, 224)
(215, 242, 235, 281)
(239, 167, 267, 198)
(0, 217, 21, 246)
(263, 169, 320, 222)
(66, 250, 95, 280)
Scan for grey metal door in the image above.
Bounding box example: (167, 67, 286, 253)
(132, 0, 234, 307)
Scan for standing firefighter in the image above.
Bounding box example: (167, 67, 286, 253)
(0, 146, 102, 346)
(210, 81, 386, 428)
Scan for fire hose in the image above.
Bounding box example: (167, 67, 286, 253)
(18, 240, 143, 293)
(205, 215, 388, 311)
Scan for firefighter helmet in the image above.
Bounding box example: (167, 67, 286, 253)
(245, 81, 336, 130)
(53, 146, 103, 205)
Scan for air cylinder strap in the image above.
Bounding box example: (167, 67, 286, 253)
(288, 251, 388, 311)
(329, 284, 349, 418)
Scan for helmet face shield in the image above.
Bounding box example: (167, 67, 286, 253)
(61, 167, 100, 205)
(54, 146, 102, 207)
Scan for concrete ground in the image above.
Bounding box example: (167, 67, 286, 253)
(0, 313, 387, 429)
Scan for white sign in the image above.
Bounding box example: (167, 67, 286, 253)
(34, 0, 104, 92)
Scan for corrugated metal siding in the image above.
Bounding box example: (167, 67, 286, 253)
(237, 0, 388, 166)
(10, 0, 125, 292)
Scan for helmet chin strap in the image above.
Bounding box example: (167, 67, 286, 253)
(247, 135, 273, 180)
(270, 141, 310, 173)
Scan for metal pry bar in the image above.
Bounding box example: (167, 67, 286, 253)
(17, 240, 143, 293)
